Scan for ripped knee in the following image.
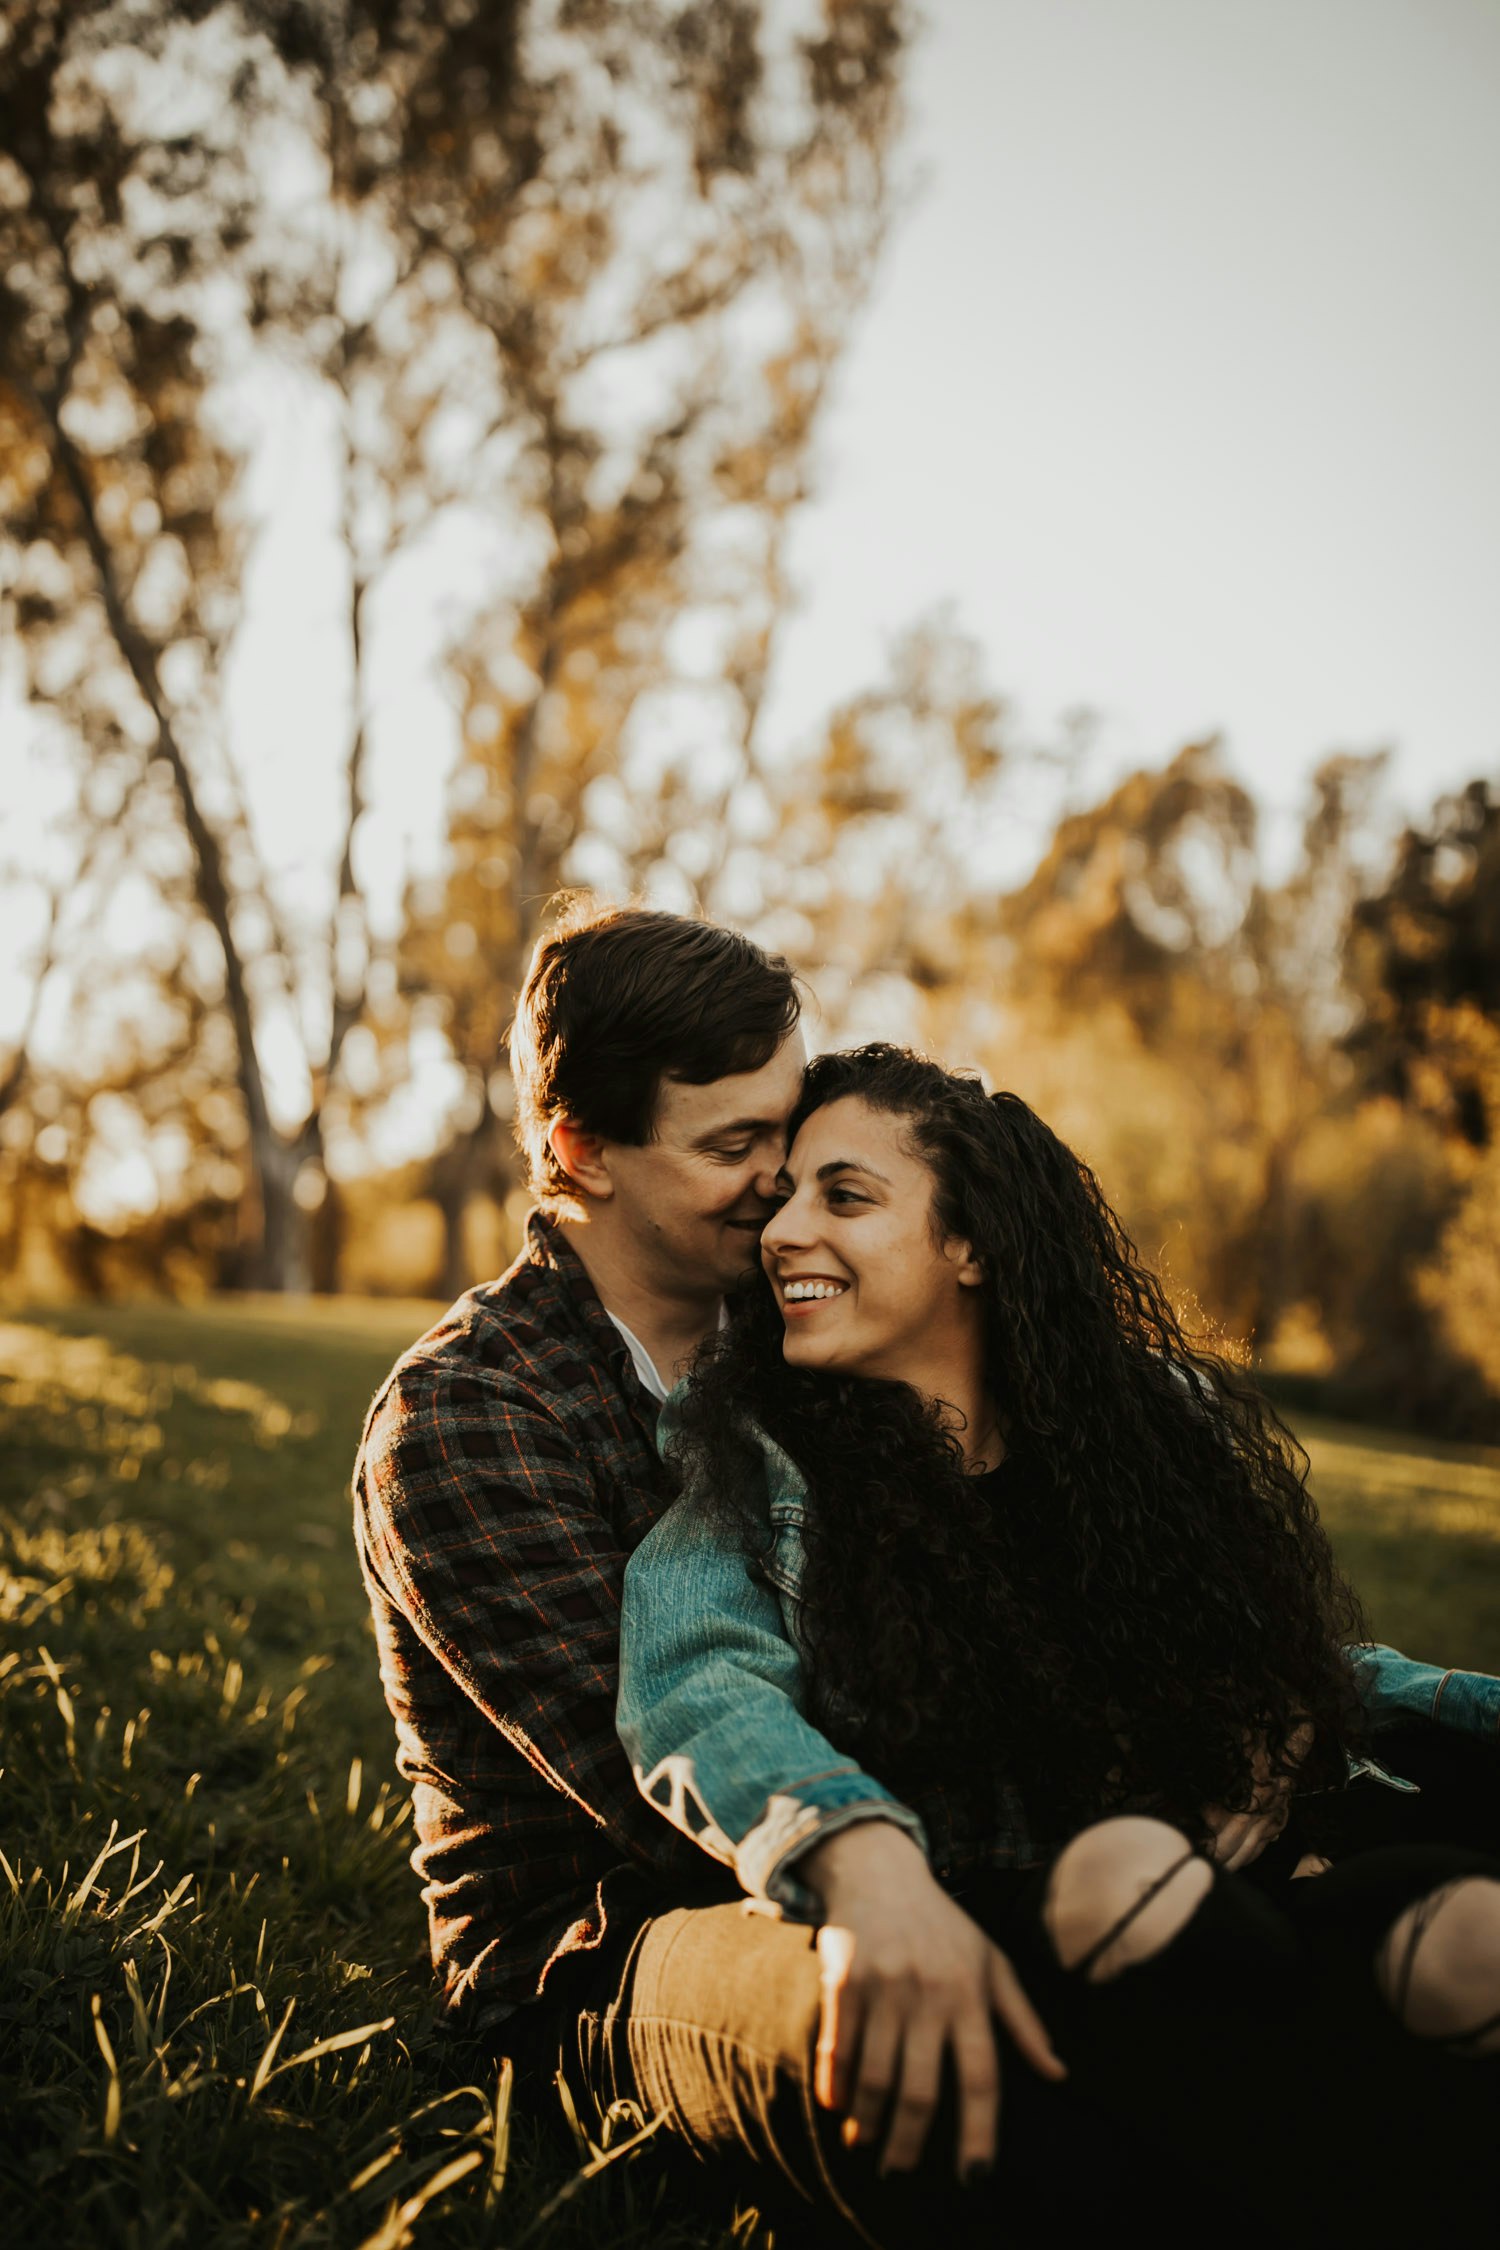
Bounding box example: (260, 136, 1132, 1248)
(1376, 1876, 1500, 2056)
(1045, 1815, 1213, 1984)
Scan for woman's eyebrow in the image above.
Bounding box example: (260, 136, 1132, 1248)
(814, 1158, 891, 1185)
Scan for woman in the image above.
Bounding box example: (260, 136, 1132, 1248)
(617, 1045, 1500, 2238)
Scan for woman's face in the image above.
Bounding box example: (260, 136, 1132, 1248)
(760, 1094, 983, 1383)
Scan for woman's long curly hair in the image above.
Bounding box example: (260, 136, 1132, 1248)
(670, 1044, 1366, 1846)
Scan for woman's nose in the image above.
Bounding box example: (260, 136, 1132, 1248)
(761, 1198, 805, 1257)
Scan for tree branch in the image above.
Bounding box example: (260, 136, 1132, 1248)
(29, 374, 277, 1160)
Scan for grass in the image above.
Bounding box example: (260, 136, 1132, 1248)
(2, 1298, 1499, 2247)
(0, 1299, 737, 2250)
(1295, 1411, 1500, 1671)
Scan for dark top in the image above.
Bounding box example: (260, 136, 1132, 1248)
(970, 1455, 1013, 1499)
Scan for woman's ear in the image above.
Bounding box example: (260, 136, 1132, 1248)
(548, 1116, 614, 1201)
(946, 1235, 985, 1289)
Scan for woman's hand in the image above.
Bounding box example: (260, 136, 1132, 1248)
(802, 1821, 1066, 2179)
(1201, 1720, 1314, 1871)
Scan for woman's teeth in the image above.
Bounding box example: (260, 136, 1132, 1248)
(783, 1281, 848, 1302)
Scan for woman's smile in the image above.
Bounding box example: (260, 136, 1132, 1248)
(779, 1275, 851, 1315)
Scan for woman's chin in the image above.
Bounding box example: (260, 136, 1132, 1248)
(781, 1325, 858, 1372)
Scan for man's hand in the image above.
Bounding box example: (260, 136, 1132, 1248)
(800, 1820, 1065, 2180)
(1201, 1720, 1313, 1872)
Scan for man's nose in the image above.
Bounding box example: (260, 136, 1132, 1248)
(752, 1157, 783, 1207)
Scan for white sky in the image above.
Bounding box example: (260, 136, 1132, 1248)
(766, 0, 1500, 829)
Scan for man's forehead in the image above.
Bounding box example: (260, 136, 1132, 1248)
(656, 1033, 806, 1141)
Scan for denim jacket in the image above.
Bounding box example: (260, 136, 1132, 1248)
(616, 1396, 1500, 1920)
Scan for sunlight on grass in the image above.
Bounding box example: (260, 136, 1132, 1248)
(1301, 1413, 1500, 1671)
(1305, 1416, 1500, 1530)
(0, 1317, 319, 1461)
(0, 1302, 735, 2250)
(2, 1299, 1498, 2246)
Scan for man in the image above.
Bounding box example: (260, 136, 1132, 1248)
(354, 901, 1079, 2243)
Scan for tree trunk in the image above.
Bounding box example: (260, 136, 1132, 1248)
(248, 1129, 309, 1293)
(428, 1111, 495, 1302)
(39, 388, 295, 1296)
(1244, 1128, 1296, 1351)
(434, 1178, 472, 1305)
(309, 1177, 345, 1295)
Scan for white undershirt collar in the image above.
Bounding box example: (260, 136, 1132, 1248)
(606, 1311, 671, 1404)
(606, 1302, 730, 1404)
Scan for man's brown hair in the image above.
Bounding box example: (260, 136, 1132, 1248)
(508, 902, 802, 1201)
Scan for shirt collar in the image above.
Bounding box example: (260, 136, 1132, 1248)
(523, 1208, 646, 1399)
(523, 1208, 727, 1409)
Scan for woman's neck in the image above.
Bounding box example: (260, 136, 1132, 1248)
(857, 1311, 1000, 1469)
(939, 1390, 1004, 1473)
(914, 1344, 1001, 1472)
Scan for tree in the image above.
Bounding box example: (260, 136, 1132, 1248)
(1338, 778, 1500, 1426)
(1348, 778, 1500, 1148)
(2, 1, 276, 1272)
(724, 617, 1023, 1045)
(391, 0, 908, 1293)
(1, 1, 407, 1288)
(0, 0, 908, 1292)
(964, 742, 1398, 1350)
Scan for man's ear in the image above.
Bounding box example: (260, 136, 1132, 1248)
(548, 1117, 614, 1202)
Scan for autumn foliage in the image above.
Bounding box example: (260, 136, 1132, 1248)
(3, 4, 1497, 1437)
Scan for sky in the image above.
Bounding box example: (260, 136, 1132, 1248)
(765, 0, 1500, 837)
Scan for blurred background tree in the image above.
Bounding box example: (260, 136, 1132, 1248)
(1337, 781, 1500, 1426)
(2, 0, 273, 1285)
(2, 2, 1497, 1440)
(390, 0, 905, 1294)
(2, 0, 904, 1294)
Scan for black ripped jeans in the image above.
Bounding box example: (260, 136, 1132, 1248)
(502, 1725, 1500, 2249)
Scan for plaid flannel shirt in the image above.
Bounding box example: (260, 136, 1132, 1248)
(352, 1211, 713, 2036)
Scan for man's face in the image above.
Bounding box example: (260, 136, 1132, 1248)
(601, 1029, 808, 1297)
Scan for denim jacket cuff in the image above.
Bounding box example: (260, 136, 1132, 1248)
(750, 1788, 930, 1922)
(1349, 1641, 1500, 1742)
